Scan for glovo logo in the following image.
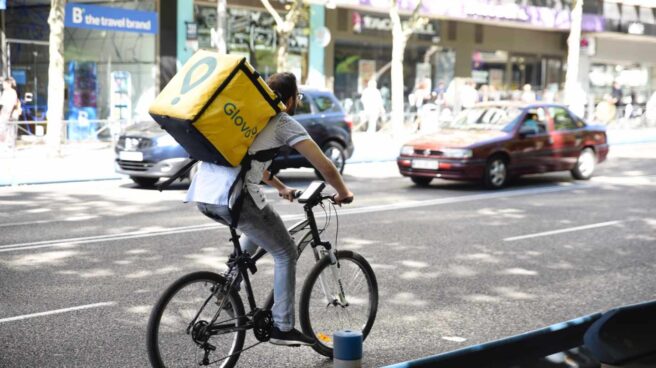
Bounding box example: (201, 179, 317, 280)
(224, 102, 258, 138)
(171, 56, 217, 105)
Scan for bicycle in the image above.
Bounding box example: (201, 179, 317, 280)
(146, 181, 379, 367)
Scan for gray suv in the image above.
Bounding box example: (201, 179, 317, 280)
(115, 88, 354, 187)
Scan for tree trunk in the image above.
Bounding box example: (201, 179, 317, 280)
(564, 0, 583, 110)
(46, 0, 66, 157)
(216, 0, 228, 54)
(389, 2, 405, 135)
(277, 32, 289, 72)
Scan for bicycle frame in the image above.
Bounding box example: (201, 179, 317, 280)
(202, 197, 340, 337)
(233, 200, 335, 314)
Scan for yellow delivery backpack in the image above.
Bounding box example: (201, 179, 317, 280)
(149, 50, 286, 167)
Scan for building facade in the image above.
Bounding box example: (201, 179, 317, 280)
(1, 0, 655, 127)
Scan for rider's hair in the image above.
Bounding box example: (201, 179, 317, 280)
(266, 72, 297, 103)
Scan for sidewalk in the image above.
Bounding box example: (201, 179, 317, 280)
(2, 128, 656, 187)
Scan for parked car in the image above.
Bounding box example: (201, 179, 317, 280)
(115, 87, 354, 187)
(397, 102, 609, 189)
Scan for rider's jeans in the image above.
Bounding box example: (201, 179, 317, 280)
(196, 195, 298, 332)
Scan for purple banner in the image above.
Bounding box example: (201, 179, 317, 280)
(354, 0, 604, 32)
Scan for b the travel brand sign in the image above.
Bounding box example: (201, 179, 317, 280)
(65, 3, 157, 34)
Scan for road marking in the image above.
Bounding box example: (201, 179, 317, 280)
(0, 183, 587, 253)
(0, 302, 116, 323)
(504, 221, 622, 242)
(0, 215, 97, 228)
(0, 223, 224, 252)
(442, 336, 467, 343)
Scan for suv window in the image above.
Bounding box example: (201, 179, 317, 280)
(549, 107, 581, 131)
(313, 95, 341, 113)
(296, 92, 312, 115)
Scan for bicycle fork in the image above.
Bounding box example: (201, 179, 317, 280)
(314, 247, 349, 307)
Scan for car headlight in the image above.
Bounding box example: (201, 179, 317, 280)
(441, 148, 472, 158)
(158, 135, 178, 147)
(400, 146, 415, 156)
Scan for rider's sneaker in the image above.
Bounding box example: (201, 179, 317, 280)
(269, 327, 315, 346)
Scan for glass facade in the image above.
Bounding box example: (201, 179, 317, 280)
(194, 4, 309, 82)
(5, 0, 157, 132)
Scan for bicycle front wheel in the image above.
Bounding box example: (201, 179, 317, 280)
(146, 271, 246, 368)
(299, 250, 378, 357)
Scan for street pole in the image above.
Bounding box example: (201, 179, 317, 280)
(216, 0, 227, 54)
(1, 9, 6, 77)
(564, 0, 583, 112)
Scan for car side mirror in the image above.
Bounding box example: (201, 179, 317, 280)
(519, 126, 538, 138)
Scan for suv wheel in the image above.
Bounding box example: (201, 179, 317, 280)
(131, 176, 159, 188)
(315, 141, 346, 179)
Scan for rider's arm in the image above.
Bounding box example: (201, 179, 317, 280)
(292, 139, 353, 203)
(262, 170, 296, 201)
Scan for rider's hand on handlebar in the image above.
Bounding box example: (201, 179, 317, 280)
(333, 191, 354, 206)
(278, 187, 299, 202)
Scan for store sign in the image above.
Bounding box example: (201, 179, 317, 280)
(65, 3, 157, 34)
(356, 13, 438, 36)
(351, 0, 604, 32)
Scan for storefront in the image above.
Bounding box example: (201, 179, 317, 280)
(323, 0, 609, 106)
(581, 1, 656, 109)
(192, 0, 310, 83)
(326, 7, 451, 103)
(4, 1, 158, 137)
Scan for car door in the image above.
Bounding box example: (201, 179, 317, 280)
(508, 109, 553, 174)
(548, 106, 584, 170)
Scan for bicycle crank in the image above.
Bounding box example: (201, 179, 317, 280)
(252, 308, 273, 342)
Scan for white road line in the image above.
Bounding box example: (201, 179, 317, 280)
(0, 215, 96, 228)
(0, 302, 116, 323)
(0, 183, 586, 253)
(504, 221, 622, 242)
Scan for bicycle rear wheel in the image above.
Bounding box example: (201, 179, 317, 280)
(147, 271, 246, 368)
(299, 250, 378, 357)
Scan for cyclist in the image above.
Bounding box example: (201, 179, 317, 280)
(185, 72, 354, 346)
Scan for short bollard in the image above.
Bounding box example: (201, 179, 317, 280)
(333, 330, 363, 368)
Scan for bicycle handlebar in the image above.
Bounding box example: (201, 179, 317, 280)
(291, 182, 353, 205)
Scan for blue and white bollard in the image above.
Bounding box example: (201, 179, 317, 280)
(333, 329, 363, 368)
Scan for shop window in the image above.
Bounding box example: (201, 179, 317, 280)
(472, 50, 508, 88)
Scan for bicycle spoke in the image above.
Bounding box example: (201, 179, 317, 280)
(148, 273, 246, 368)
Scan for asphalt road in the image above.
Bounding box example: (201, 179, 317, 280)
(1, 144, 655, 368)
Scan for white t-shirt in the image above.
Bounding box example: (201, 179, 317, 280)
(185, 112, 310, 210)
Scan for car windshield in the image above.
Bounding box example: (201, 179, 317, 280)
(446, 107, 521, 132)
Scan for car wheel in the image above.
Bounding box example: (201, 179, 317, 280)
(131, 176, 159, 188)
(411, 177, 433, 187)
(571, 147, 596, 180)
(484, 156, 508, 189)
(315, 141, 346, 179)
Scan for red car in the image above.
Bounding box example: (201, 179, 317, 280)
(397, 103, 609, 188)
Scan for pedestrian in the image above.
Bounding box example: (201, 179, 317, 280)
(520, 84, 536, 104)
(0, 77, 19, 152)
(611, 81, 623, 121)
(460, 79, 479, 109)
(360, 79, 384, 134)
